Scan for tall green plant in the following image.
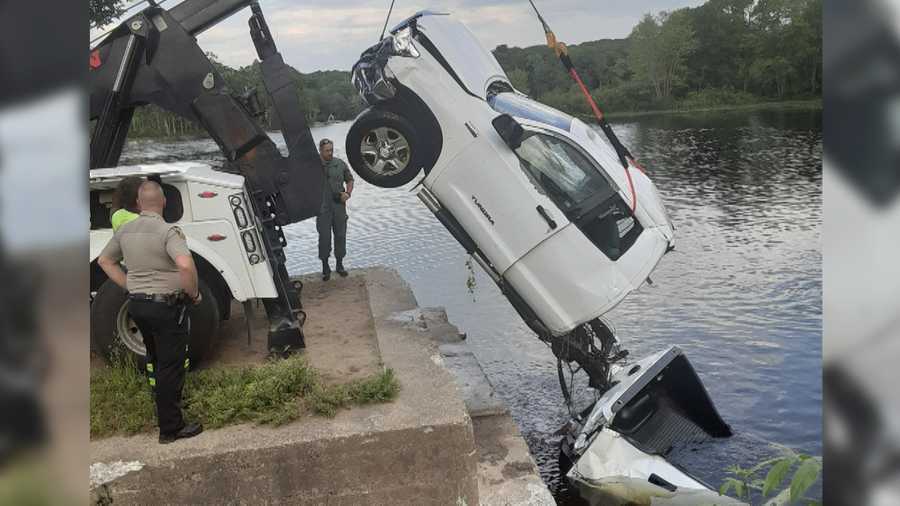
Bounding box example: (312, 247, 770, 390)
(720, 447, 821, 505)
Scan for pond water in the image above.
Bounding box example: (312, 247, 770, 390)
(121, 106, 822, 503)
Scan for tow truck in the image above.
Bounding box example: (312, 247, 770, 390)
(89, 0, 323, 363)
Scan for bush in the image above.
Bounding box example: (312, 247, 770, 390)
(677, 88, 759, 110)
(594, 82, 661, 112)
(538, 85, 594, 117)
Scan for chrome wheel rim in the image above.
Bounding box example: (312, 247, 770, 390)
(117, 302, 147, 355)
(360, 127, 411, 176)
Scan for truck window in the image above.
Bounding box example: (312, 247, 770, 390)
(161, 184, 183, 223)
(513, 132, 641, 261)
(89, 182, 184, 230)
(514, 132, 615, 214)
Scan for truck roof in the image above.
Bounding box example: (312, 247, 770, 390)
(89, 162, 245, 189)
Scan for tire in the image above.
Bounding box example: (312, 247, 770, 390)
(346, 108, 429, 188)
(90, 279, 220, 368)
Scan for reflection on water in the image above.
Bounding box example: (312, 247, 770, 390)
(121, 108, 822, 503)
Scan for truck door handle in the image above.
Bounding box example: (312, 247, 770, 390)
(536, 205, 557, 229)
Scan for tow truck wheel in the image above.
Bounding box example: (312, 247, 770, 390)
(90, 279, 220, 369)
(346, 109, 428, 188)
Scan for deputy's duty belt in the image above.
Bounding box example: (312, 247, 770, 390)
(128, 292, 183, 304)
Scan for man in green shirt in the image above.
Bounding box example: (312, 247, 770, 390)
(316, 138, 354, 281)
(111, 176, 142, 231)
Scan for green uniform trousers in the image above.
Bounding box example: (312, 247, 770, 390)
(317, 202, 348, 261)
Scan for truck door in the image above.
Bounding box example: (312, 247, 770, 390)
(426, 132, 568, 275)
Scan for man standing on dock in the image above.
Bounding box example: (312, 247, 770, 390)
(97, 181, 204, 444)
(317, 138, 354, 281)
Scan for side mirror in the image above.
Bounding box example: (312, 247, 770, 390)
(492, 114, 524, 150)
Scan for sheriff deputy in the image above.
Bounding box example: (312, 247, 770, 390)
(97, 181, 203, 444)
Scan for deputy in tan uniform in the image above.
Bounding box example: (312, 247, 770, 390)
(97, 181, 203, 444)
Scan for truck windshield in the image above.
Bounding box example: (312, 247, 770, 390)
(514, 132, 614, 215)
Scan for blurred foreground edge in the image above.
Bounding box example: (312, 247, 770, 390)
(0, 1, 89, 504)
(825, 0, 900, 505)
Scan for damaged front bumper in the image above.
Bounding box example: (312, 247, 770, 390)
(563, 346, 740, 504)
(351, 25, 422, 105)
(351, 39, 396, 105)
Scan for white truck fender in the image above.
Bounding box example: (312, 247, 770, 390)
(184, 237, 251, 302)
(90, 230, 252, 302)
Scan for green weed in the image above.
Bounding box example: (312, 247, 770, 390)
(90, 354, 400, 438)
(720, 446, 822, 505)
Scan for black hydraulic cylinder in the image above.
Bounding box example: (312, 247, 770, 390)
(91, 32, 145, 169)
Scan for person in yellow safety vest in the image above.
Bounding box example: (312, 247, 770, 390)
(111, 176, 143, 232)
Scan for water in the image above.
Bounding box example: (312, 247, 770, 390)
(121, 107, 822, 502)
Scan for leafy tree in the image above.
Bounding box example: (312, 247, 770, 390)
(90, 0, 125, 28)
(628, 10, 697, 100)
(627, 14, 663, 98)
(790, 0, 823, 95)
(684, 0, 754, 91)
(507, 68, 530, 95)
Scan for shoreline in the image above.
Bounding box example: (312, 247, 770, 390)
(124, 99, 822, 141)
(601, 99, 822, 120)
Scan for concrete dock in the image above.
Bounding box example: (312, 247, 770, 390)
(90, 267, 554, 505)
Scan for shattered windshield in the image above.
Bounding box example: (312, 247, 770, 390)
(514, 133, 613, 214)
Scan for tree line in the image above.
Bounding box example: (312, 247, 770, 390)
(93, 0, 821, 138)
(496, 0, 821, 115)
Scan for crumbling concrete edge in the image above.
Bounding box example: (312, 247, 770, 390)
(364, 268, 555, 506)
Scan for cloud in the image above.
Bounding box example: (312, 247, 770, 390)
(195, 0, 706, 71)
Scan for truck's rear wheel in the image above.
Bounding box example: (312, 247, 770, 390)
(91, 280, 220, 368)
(346, 109, 429, 188)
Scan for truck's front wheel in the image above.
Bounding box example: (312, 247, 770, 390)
(90, 280, 220, 368)
(346, 109, 429, 188)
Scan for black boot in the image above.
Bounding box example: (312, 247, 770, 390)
(159, 422, 203, 444)
(322, 260, 331, 281)
(336, 259, 348, 277)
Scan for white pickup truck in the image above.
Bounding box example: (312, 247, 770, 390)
(89, 162, 291, 365)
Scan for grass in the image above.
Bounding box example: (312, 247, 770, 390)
(0, 457, 66, 506)
(90, 352, 400, 438)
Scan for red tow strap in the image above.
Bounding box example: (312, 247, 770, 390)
(529, 0, 642, 213)
(568, 67, 639, 212)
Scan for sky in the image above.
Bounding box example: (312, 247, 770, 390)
(99, 0, 706, 72)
